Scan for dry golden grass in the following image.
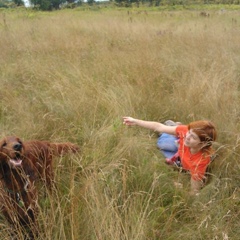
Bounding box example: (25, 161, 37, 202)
(0, 7, 240, 239)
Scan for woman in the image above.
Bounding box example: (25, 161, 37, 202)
(122, 116, 217, 195)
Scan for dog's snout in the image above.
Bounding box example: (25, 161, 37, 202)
(13, 143, 22, 151)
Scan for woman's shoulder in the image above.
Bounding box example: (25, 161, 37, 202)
(176, 125, 188, 135)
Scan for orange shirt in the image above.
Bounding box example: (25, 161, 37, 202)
(176, 125, 211, 181)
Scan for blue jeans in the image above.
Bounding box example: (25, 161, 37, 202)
(157, 133, 178, 159)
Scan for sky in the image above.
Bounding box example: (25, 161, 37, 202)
(23, 0, 30, 7)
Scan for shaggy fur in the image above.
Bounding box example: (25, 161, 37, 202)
(0, 136, 79, 239)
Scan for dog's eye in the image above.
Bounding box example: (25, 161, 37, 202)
(2, 142, 7, 148)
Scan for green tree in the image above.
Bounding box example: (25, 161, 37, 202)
(0, 0, 8, 7)
(87, 0, 95, 5)
(13, 0, 24, 5)
(30, 0, 65, 10)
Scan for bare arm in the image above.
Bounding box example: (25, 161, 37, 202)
(190, 178, 203, 196)
(123, 116, 177, 135)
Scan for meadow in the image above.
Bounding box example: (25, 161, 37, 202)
(0, 6, 240, 239)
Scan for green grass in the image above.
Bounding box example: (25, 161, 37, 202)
(0, 6, 240, 239)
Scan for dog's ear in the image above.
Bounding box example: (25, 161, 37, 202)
(0, 138, 6, 151)
(0, 138, 7, 165)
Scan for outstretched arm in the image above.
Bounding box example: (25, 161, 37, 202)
(123, 116, 177, 135)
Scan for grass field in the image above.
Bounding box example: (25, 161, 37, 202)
(0, 6, 240, 239)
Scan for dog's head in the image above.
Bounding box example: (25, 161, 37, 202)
(0, 136, 24, 168)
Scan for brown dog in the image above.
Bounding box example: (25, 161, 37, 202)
(0, 136, 79, 239)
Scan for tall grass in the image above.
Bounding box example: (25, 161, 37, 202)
(0, 7, 240, 239)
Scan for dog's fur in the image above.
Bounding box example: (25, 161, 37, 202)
(0, 136, 79, 239)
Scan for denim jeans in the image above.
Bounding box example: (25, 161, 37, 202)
(157, 133, 178, 159)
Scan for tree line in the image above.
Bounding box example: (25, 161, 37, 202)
(0, 0, 240, 12)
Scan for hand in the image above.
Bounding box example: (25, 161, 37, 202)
(123, 116, 136, 126)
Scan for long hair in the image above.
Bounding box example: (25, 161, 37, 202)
(188, 120, 217, 153)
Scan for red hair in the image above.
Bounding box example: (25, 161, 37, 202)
(188, 120, 217, 153)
